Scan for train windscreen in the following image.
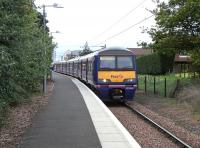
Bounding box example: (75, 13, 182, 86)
(117, 56, 133, 69)
(99, 56, 134, 70)
(100, 56, 115, 69)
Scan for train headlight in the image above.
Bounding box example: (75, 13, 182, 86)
(124, 78, 134, 82)
(98, 79, 111, 83)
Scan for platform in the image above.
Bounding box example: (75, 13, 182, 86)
(20, 72, 140, 148)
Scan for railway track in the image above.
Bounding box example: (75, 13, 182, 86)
(124, 103, 192, 148)
(84, 81, 194, 147)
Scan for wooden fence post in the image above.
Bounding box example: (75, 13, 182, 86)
(145, 76, 147, 93)
(154, 77, 156, 94)
(164, 78, 167, 97)
(184, 64, 186, 78)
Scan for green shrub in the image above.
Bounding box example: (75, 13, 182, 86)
(0, 101, 8, 127)
(136, 53, 174, 75)
(136, 53, 161, 75)
(0, 0, 55, 127)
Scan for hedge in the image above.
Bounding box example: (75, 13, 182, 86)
(136, 53, 174, 75)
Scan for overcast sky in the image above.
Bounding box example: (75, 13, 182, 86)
(34, 0, 160, 61)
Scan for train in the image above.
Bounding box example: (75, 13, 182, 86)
(53, 47, 137, 102)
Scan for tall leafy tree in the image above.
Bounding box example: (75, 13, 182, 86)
(0, 0, 54, 108)
(147, 0, 200, 67)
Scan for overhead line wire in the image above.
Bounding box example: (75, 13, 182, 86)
(95, 14, 154, 46)
(91, 0, 148, 41)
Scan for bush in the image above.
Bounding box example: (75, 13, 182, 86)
(0, 0, 55, 127)
(136, 53, 174, 75)
(136, 53, 161, 75)
(0, 101, 8, 127)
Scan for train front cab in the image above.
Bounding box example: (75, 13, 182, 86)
(94, 49, 137, 102)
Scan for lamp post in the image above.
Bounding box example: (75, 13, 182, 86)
(41, 3, 63, 95)
(50, 31, 61, 80)
(50, 31, 60, 62)
(50, 31, 61, 35)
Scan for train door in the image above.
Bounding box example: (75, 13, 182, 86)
(81, 60, 82, 79)
(65, 63, 67, 74)
(86, 59, 88, 82)
(68, 63, 70, 75)
(76, 62, 79, 77)
(73, 62, 74, 76)
(69, 63, 71, 75)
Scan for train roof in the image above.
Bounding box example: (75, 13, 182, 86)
(53, 60, 66, 64)
(98, 47, 133, 56)
(54, 47, 134, 64)
(78, 47, 133, 60)
(67, 56, 80, 62)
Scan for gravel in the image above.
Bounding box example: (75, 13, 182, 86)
(0, 81, 53, 148)
(129, 101, 200, 148)
(108, 97, 200, 147)
(135, 90, 200, 135)
(109, 106, 180, 148)
(132, 90, 200, 147)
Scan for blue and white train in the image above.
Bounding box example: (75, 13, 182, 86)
(53, 47, 137, 102)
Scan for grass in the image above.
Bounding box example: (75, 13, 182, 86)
(192, 112, 200, 122)
(137, 73, 194, 97)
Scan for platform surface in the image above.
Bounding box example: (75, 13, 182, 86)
(20, 73, 101, 148)
(20, 72, 140, 148)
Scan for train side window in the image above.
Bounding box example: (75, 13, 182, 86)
(89, 62, 91, 72)
(74, 63, 76, 69)
(86, 60, 88, 71)
(83, 63, 86, 71)
(84, 62, 86, 71)
(82, 62, 84, 71)
(89, 62, 92, 72)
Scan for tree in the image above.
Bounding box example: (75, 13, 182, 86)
(79, 41, 93, 56)
(0, 0, 54, 107)
(146, 0, 200, 68)
(137, 41, 148, 48)
(36, 11, 50, 32)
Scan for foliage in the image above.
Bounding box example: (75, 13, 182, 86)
(144, 0, 200, 68)
(137, 41, 148, 49)
(79, 41, 92, 56)
(0, 0, 54, 125)
(191, 49, 200, 72)
(137, 53, 161, 74)
(136, 53, 174, 75)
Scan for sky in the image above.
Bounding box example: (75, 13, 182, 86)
(34, 0, 159, 61)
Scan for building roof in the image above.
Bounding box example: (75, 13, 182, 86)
(174, 54, 192, 63)
(127, 48, 153, 56)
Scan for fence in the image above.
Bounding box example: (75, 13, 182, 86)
(137, 72, 200, 97)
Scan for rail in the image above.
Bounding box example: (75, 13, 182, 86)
(124, 103, 192, 148)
